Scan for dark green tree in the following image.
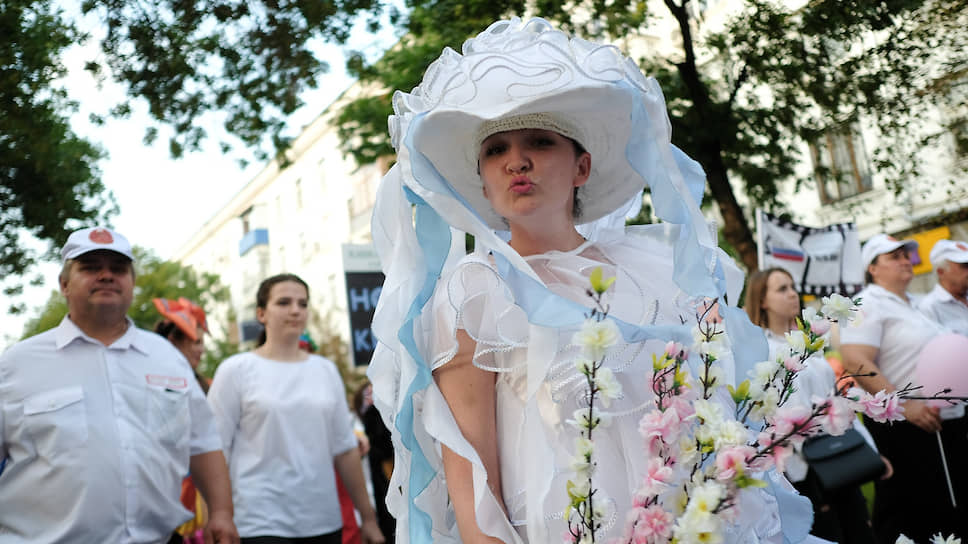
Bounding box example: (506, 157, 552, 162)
(338, 0, 967, 271)
(20, 247, 238, 375)
(1, 0, 116, 287)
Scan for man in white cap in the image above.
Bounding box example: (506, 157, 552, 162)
(0, 227, 239, 543)
(917, 239, 968, 335)
(841, 233, 968, 543)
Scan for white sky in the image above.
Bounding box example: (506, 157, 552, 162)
(1, 9, 398, 349)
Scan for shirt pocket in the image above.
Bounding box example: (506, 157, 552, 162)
(23, 386, 88, 458)
(146, 385, 190, 450)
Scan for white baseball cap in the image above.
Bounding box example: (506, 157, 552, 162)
(61, 226, 134, 262)
(930, 239, 968, 267)
(861, 233, 918, 269)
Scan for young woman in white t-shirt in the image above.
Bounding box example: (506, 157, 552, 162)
(208, 274, 385, 544)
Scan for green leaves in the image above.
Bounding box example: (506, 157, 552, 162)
(588, 267, 616, 295)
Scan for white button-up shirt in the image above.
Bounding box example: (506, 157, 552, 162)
(841, 284, 945, 389)
(917, 283, 968, 336)
(0, 316, 222, 544)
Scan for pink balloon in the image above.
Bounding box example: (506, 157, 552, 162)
(917, 333, 968, 407)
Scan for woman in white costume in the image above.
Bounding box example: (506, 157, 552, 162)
(368, 18, 815, 544)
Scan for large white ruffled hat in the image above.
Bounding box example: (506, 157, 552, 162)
(389, 18, 679, 231)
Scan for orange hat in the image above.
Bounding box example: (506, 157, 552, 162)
(153, 297, 209, 341)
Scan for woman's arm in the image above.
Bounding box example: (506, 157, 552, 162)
(841, 344, 941, 432)
(433, 329, 506, 544)
(334, 447, 386, 544)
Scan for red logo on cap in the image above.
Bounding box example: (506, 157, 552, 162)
(958, 243, 968, 251)
(88, 228, 114, 244)
(886, 236, 898, 242)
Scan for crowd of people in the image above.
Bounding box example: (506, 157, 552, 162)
(1, 16, 967, 544)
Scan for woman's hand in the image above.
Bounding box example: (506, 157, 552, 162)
(903, 399, 942, 433)
(879, 455, 894, 480)
(360, 518, 386, 544)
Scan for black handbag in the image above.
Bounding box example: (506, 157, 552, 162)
(801, 428, 885, 492)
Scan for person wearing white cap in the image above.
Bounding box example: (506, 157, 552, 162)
(917, 239, 968, 335)
(841, 233, 968, 543)
(368, 18, 815, 544)
(0, 226, 239, 543)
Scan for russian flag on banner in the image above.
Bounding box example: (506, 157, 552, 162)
(756, 210, 864, 296)
(771, 247, 806, 262)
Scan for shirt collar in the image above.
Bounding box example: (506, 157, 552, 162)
(866, 283, 914, 307)
(930, 283, 960, 304)
(55, 315, 148, 355)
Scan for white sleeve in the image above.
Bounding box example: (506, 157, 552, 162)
(840, 298, 884, 348)
(326, 363, 359, 457)
(187, 376, 222, 456)
(207, 359, 243, 457)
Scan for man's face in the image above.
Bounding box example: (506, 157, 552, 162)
(60, 250, 134, 322)
(939, 261, 968, 298)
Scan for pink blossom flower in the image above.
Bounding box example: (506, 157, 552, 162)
(783, 356, 804, 372)
(816, 396, 854, 435)
(715, 445, 754, 480)
(664, 340, 688, 360)
(770, 404, 813, 437)
(631, 505, 674, 543)
(809, 318, 832, 336)
(850, 389, 905, 423)
(639, 409, 683, 455)
(640, 458, 674, 495)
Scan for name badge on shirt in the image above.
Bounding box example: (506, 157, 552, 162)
(145, 374, 189, 390)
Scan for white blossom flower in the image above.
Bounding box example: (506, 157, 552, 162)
(929, 534, 962, 544)
(688, 481, 726, 514)
(749, 388, 780, 421)
(574, 357, 594, 375)
(752, 360, 777, 386)
(821, 293, 856, 323)
(693, 399, 725, 425)
(573, 318, 620, 360)
(784, 330, 808, 357)
(895, 535, 916, 544)
(570, 407, 611, 430)
(713, 420, 749, 449)
(594, 367, 622, 407)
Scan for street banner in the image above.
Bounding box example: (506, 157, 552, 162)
(756, 210, 863, 296)
(341, 244, 385, 367)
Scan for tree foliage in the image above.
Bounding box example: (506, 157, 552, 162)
(80, 0, 385, 162)
(20, 247, 238, 375)
(0, 0, 116, 284)
(337, 0, 967, 270)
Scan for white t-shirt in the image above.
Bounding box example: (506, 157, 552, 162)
(840, 284, 944, 388)
(208, 352, 359, 538)
(0, 316, 221, 544)
(917, 284, 968, 336)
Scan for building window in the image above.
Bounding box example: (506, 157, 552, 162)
(809, 123, 873, 204)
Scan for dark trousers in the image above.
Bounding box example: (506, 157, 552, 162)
(240, 531, 342, 544)
(793, 471, 877, 544)
(866, 415, 968, 543)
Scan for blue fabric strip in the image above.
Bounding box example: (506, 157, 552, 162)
(393, 184, 452, 543)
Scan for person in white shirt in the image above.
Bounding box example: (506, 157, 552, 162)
(207, 273, 384, 544)
(917, 239, 968, 335)
(0, 226, 238, 544)
(841, 233, 968, 543)
(745, 267, 884, 544)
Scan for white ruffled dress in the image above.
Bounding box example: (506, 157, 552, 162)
(385, 230, 789, 543)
